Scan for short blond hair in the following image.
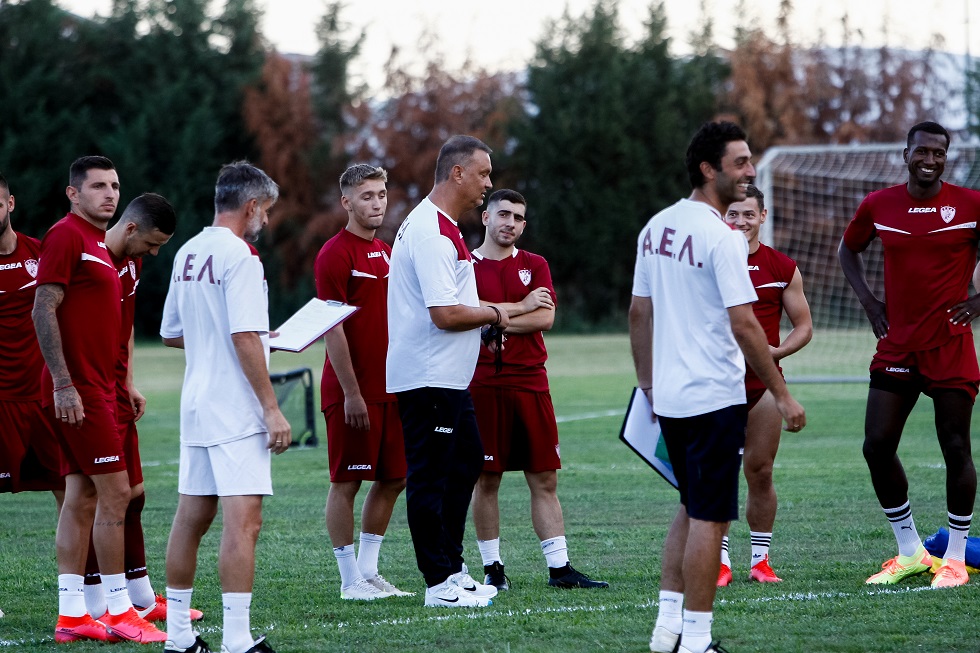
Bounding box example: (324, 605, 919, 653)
(339, 164, 387, 194)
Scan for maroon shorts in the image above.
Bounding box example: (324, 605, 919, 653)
(744, 366, 782, 412)
(0, 399, 65, 493)
(871, 333, 980, 400)
(52, 396, 127, 476)
(324, 400, 407, 482)
(470, 386, 561, 473)
(117, 419, 143, 487)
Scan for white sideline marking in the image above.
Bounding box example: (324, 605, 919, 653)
(555, 409, 622, 423)
(0, 586, 939, 647)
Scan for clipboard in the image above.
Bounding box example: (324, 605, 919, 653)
(270, 298, 359, 353)
(618, 387, 678, 488)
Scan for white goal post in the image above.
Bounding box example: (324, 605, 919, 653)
(754, 142, 980, 383)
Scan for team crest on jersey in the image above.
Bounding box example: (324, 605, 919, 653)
(518, 268, 532, 286)
(24, 259, 38, 278)
(128, 260, 136, 278)
(941, 205, 956, 223)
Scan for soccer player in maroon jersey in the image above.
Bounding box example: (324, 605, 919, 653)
(314, 164, 411, 601)
(719, 185, 812, 586)
(0, 172, 66, 618)
(33, 156, 166, 643)
(839, 121, 980, 589)
(76, 193, 201, 624)
(470, 189, 608, 590)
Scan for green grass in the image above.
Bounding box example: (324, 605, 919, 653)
(2, 335, 979, 652)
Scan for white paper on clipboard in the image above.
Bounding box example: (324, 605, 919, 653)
(270, 298, 358, 353)
(618, 387, 678, 488)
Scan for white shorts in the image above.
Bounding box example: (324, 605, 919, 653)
(178, 433, 273, 497)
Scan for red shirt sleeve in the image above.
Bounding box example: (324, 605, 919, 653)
(842, 194, 877, 253)
(36, 222, 82, 287)
(532, 254, 557, 306)
(314, 238, 352, 303)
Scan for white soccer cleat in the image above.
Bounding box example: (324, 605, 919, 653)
(340, 578, 394, 601)
(649, 625, 680, 653)
(423, 579, 492, 608)
(365, 574, 415, 597)
(448, 563, 498, 599)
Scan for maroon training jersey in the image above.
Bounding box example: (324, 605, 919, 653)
(745, 243, 797, 388)
(843, 182, 980, 351)
(0, 233, 43, 401)
(748, 243, 797, 347)
(111, 252, 141, 422)
(314, 228, 393, 407)
(36, 213, 122, 402)
(470, 249, 556, 392)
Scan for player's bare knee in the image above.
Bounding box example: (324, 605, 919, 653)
(231, 514, 263, 545)
(526, 471, 557, 496)
(744, 461, 773, 488)
(477, 472, 502, 493)
(329, 479, 361, 501)
(381, 477, 407, 494)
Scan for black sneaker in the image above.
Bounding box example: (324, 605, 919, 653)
(239, 635, 277, 653)
(706, 642, 732, 653)
(547, 563, 609, 588)
(164, 636, 212, 653)
(483, 561, 510, 591)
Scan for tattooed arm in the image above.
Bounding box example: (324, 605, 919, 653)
(33, 283, 85, 426)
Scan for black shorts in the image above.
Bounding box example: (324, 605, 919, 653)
(660, 404, 747, 523)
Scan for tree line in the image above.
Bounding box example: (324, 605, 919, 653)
(0, 0, 970, 334)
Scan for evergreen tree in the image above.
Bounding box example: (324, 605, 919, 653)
(514, 0, 723, 329)
(0, 0, 266, 336)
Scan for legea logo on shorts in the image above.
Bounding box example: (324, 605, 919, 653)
(434, 426, 454, 434)
(94, 455, 120, 464)
(885, 366, 910, 374)
(347, 464, 372, 470)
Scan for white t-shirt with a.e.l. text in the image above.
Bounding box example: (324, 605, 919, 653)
(161, 226, 270, 445)
(632, 199, 757, 418)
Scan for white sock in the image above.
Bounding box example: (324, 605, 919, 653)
(719, 536, 730, 568)
(357, 532, 384, 579)
(541, 536, 569, 568)
(680, 609, 713, 653)
(883, 501, 921, 557)
(58, 574, 86, 618)
(222, 592, 253, 653)
(478, 538, 502, 566)
(83, 580, 106, 619)
(127, 575, 155, 609)
(166, 587, 195, 649)
(944, 512, 973, 562)
(102, 573, 133, 616)
(334, 545, 363, 588)
(750, 531, 772, 566)
(654, 590, 683, 635)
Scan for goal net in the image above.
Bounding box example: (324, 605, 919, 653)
(270, 367, 318, 447)
(755, 143, 980, 382)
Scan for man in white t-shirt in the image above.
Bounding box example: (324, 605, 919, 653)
(387, 135, 510, 608)
(160, 161, 290, 653)
(630, 122, 806, 653)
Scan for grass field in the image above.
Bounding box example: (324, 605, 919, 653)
(2, 334, 979, 652)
